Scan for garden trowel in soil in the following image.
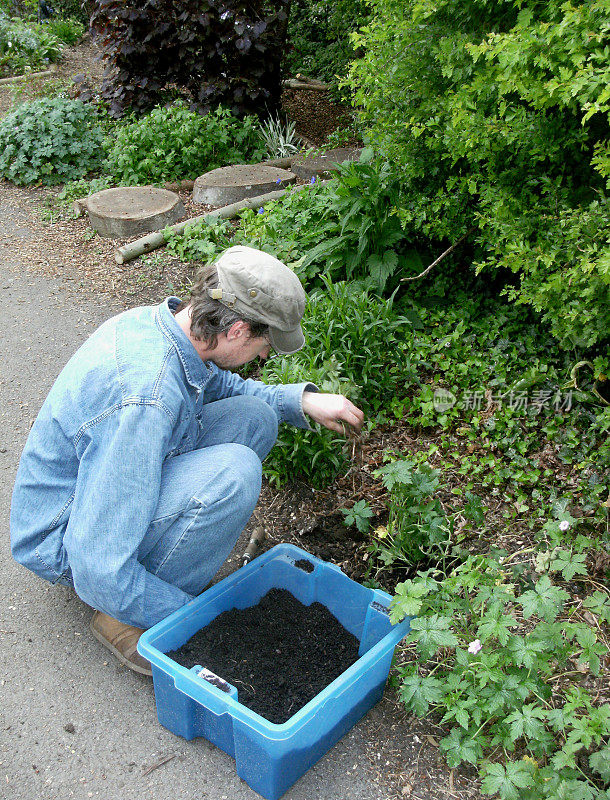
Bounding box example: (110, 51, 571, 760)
(241, 525, 267, 567)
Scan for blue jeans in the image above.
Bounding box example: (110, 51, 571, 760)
(136, 394, 277, 599)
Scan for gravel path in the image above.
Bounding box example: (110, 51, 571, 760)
(0, 183, 464, 800)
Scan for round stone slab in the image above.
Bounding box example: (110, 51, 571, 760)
(193, 164, 296, 206)
(85, 186, 185, 239)
(290, 147, 363, 180)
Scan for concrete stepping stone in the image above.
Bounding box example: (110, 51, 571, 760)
(290, 147, 363, 180)
(83, 186, 185, 239)
(193, 164, 296, 206)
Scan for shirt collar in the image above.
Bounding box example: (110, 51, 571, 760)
(156, 297, 211, 390)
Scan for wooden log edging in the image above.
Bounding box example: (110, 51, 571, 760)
(0, 65, 56, 85)
(282, 76, 330, 92)
(114, 181, 327, 264)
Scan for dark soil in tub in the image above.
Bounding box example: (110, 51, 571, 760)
(167, 588, 360, 724)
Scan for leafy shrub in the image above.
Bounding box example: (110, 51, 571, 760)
(165, 180, 335, 270)
(285, 0, 369, 96)
(165, 151, 422, 290)
(0, 0, 36, 14)
(390, 549, 610, 800)
(164, 217, 236, 262)
(347, 0, 610, 351)
(57, 174, 115, 204)
(104, 103, 266, 184)
(242, 151, 421, 290)
(52, 0, 93, 25)
(298, 149, 422, 290)
(260, 279, 418, 486)
(91, 0, 290, 118)
(46, 16, 84, 45)
(0, 97, 104, 184)
(232, 182, 334, 275)
(0, 10, 62, 75)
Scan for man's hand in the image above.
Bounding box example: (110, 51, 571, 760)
(302, 391, 364, 435)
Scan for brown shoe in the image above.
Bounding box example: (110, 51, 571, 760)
(90, 611, 152, 677)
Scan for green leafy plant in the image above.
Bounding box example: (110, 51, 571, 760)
(285, 0, 369, 98)
(370, 458, 452, 568)
(104, 103, 266, 185)
(51, 0, 92, 25)
(260, 279, 418, 486)
(241, 151, 421, 290)
(56, 175, 115, 205)
(340, 499, 374, 533)
(237, 182, 335, 277)
(167, 151, 421, 291)
(46, 16, 85, 45)
(0, 97, 104, 184)
(164, 217, 236, 262)
(347, 0, 610, 350)
(299, 148, 422, 290)
(0, 10, 62, 75)
(390, 554, 610, 799)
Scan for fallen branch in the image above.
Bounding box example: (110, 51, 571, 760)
(0, 65, 56, 85)
(115, 181, 327, 264)
(141, 753, 176, 776)
(282, 76, 330, 92)
(401, 226, 476, 282)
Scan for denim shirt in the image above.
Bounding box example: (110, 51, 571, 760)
(10, 298, 316, 627)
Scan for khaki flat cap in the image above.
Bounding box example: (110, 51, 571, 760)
(210, 246, 306, 354)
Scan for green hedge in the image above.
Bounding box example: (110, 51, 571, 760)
(347, 0, 610, 351)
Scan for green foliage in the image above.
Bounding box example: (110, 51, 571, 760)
(370, 457, 452, 568)
(259, 279, 418, 486)
(285, 0, 369, 95)
(53, 0, 92, 25)
(46, 16, 84, 45)
(163, 182, 331, 267)
(340, 499, 373, 533)
(299, 149, 422, 290)
(56, 175, 115, 205)
(236, 182, 334, 274)
(164, 217, 236, 262)
(242, 151, 420, 290)
(167, 151, 420, 290)
(258, 115, 301, 158)
(104, 103, 266, 185)
(0, 97, 104, 184)
(346, 0, 610, 350)
(257, 353, 352, 488)
(390, 555, 610, 799)
(0, 10, 62, 75)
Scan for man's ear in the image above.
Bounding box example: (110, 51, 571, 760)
(225, 320, 249, 341)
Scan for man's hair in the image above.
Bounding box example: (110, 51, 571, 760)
(182, 262, 268, 348)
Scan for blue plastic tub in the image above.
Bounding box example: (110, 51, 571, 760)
(138, 543, 411, 800)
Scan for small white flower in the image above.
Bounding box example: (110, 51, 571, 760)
(468, 639, 482, 655)
(559, 520, 570, 531)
